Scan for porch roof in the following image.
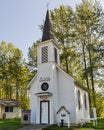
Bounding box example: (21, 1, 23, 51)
(35, 92, 52, 97)
(56, 106, 70, 115)
(0, 99, 20, 106)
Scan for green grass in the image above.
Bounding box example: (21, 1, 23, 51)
(42, 125, 90, 130)
(81, 118, 104, 130)
(0, 118, 25, 130)
(0, 118, 104, 130)
(42, 125, 72, 130)
(94, 118, 104, 130)
(42, 124, 91, 130)
(42, 118, 104, 130)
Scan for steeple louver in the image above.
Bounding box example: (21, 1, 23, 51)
(42, 10, 54, 42)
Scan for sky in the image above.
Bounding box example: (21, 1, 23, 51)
(0, 0, 104, 59)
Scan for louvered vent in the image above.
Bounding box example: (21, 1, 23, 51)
(41, 46, 48, 63)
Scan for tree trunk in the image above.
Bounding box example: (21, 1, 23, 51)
(65, 54, 69, 73)
(88, 47, 96, 107)
(16, 81, 19, 100)
(82, 42, 91, 107)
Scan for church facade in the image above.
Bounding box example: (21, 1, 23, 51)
(28, 10, 90, 125)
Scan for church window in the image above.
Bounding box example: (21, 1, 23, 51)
(84, 93, 87, 110)
(77, 90, 81, 110)
(41, 82, 49, 91)
(54, 47, 58, 63)
(41, 46, 48, 63)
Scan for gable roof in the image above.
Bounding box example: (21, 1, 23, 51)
(42, 10, 54, 42)
(27, 74, 37, 89)
(74, 80, 88, 91)
(56, 64, 88, 91)
(0, 99, 20, 106)
(56, 106, 70, 114)
(27, 65, 88, 91)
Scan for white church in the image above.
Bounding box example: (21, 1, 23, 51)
(28, 10, 90, 125)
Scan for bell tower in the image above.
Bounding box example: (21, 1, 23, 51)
(36, 10, 60, 124)
(37, 10, 60, 66)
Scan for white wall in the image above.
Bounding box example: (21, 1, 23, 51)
(0, 106, 21, 118)
(30, 62, 57, 124)
(52, 64, 59, 124)
(37, 62, 58, 124)
(30, 38, 90, 125)
(74, 85, 90, 124)
(36, 39, 60, 124)
(29, 76, 38, 123)
(37, 63, 53, 93)
(57, 68, 76, 124)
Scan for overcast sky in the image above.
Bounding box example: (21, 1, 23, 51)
(0, 0, 104, 59)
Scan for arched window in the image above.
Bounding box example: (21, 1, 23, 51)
(84, 93, 87, 110)
(24, 114, 28, 121)
(54, 47, 58, 63)
(78, 90, 81, 110)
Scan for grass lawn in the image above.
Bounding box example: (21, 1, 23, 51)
(42, 118, 104, 130)
(93, 118, 104, 130)
(0, 118, 104, 130)
(82, 118, 104, 130)
(0, 118, 25, 130)
(42, 125, 89, 130)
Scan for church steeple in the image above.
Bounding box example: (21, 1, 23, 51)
(42, 10, 54, 42)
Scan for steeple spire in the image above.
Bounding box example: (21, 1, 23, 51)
(42, 10, 54, 42)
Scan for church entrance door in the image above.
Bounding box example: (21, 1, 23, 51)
(40, 101, 50, 124)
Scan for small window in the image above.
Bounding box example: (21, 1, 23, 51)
(84, 93, 87, 110)
(5, 107, 9, 112)
(41, 46, 48, 63)
(10, 107, 13, 112)
(54, 47, 58, 63)
(5, 106, 13, 112)
(78, 90, 81, 110)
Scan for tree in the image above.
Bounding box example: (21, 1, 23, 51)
(27, 40, 41, 80)
(75, 0, 104, 107)
(0, 41, 30, 109)
(95, 92, 104, 117)
(26, 2, 104, 112)
(51, 5, 79, 74)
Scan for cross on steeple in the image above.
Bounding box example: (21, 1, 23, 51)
(42, 10, 54, 42)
